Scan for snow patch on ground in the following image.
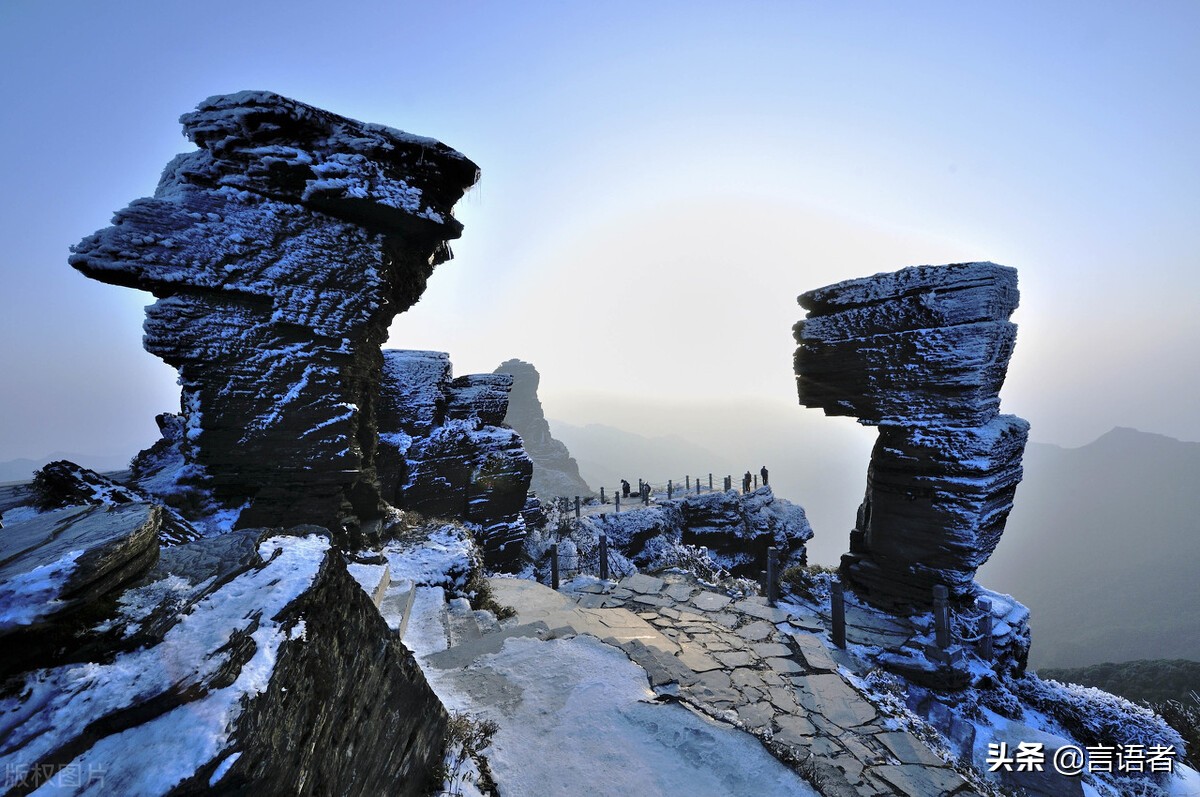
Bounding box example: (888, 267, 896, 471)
(419, 634, 817, 797)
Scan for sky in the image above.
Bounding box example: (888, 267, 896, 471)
(1, 1, 1198, 467)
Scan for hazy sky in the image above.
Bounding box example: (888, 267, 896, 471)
(1, 1, 1197, 465)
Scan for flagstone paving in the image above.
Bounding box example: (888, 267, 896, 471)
(481, 573, 984, 797)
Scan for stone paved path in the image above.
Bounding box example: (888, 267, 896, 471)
(486, 572, 984, 797)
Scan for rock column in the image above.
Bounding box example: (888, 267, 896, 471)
(794, 263, 1029, 609)
(71, 92, 479, 542)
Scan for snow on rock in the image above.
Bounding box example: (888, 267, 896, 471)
(70, 91, 479, 545)
(0, 529, 447, 795)
(21, 458, 201, 545)
(377, 350, 533, 569)
(0, 502, 160, 674)
(587, 486, 812, 578)
(494, 359, 594, 500)
(383, 522, 475, 594)
(795, 263, 1030, 631)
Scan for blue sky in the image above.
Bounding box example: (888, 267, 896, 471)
(1, 1, 1197, 463)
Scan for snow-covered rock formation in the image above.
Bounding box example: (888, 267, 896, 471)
(22, 458, 202, 545)
(494, 359, 593, 500)
(794, 263, 1030, 612)
(0, 513, 446, 794)
(70, 91, 480, 544)
(377, 350, 532, 569)
(587, 485, 813, 578)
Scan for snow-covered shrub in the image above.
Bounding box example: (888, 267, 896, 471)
(1152, 691, 1198, 770)
(520, 513, 635, 583)
(437, 711, 499, 797)
(780, 564, 836, 603)
(1015, 675, 1185, 753)
(972, 682, 1025, 720)
(641, 538, 727, 583)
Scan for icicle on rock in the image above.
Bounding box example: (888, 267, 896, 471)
(794, 262, 1030, 610)
(70, 91, 480, 544)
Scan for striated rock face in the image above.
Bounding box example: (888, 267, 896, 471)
(0, 502, 162, 677)
(0, 524, 446, 795)
(794, 263, 1030, 612)
(494, 359, 593, 500)
(377, 350, 533, 569)
(70, 91, 479, 543)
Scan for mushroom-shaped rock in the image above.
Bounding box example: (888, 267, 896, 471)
(70, 92, 479, 543)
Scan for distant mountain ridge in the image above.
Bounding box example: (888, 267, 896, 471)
(1038, 659, 1200, 707)
(981, 426, 1200, 668)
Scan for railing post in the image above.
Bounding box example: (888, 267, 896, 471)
(600, 486, 605, 504)
(754, 474, 758, 489)
(933, 585, 951, 649)
(551, 543, 559, 590)
(599, 534, 609, 581)
(575, 496, 581, 519)
(615, 493, 620, 513)
(668, 480, 673, 499)
(708, 473, 713, 490)
(976, 597, 994, 661)
(695, 477, 700, 495)
(686, 475, 690, 490)
(642, 484, 649, 505)
(831, 579, 846, 649)
(766, 548, 779, 606)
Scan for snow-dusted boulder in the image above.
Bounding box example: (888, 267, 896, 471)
(378, 350, 533, 569)
(794, 263, 1030, 614)
(70, 91, 479, 544)
(0, 529, 447, 794)
(589, 486, 812, 578)
(0, 502, 161, 675)
(677, 486, 813, 574)
(494, 359, 593, 500)
(26, 458, 201, 545)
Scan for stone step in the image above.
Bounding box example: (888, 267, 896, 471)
(446, 597, 483, 647)
(425, 621, 551, 669)
(378, 578, 416, 637)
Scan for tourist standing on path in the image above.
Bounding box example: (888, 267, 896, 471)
(742, 471, 752, 494)
(760, 466, 769, 486)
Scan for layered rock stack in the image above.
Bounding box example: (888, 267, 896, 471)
(377, 350, 532, 568)
(494, 359, 593, 499)
(794, 263, 1030, 609)
(70, 91, 479, 542)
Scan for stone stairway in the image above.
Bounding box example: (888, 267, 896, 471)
(387, 570, 985, 797)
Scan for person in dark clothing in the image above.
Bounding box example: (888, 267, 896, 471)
(742, 471, 752, 493)
(621, 479, 631, 498)
(760, 466, 769, 486)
